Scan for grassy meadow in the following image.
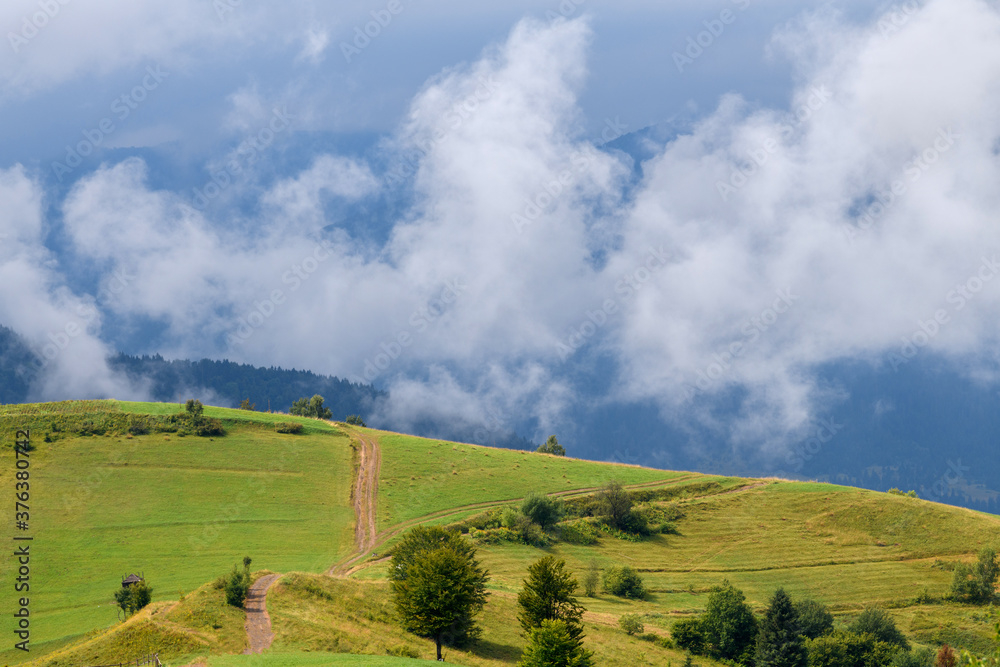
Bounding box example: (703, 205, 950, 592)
(0, 401, 354, 664)
(1, 401, 998, 666)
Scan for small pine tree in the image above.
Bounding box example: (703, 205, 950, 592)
(518, 619, 594, 667)
(518, 557, 586, 642)
(239, 398, 255, 411)
(224, 558, 252, 608)
(755, 589, 807, 667)
(345, 414, 366, 426)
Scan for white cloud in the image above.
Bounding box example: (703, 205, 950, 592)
(10, 1, 1000, 457)
(296, 24, 330, 65)
(0, 165, 143, 399)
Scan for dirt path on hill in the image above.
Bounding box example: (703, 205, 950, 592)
(329, 430, 381, 576)
(242, 573, 281, 654)
(335, 476, 703, 577)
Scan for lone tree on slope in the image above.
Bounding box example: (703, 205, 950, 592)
(290, 394, 332, 419)
(536, 435, 566, 456)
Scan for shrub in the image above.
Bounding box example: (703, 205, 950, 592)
(658, 521, 681, 535)
(848, 607, 909, 651)
(619, 614, 644, 635)
(345, 415, 367, 426)
(934, 645, 958, 667)
(185, 399, 204, 417)
(386, 645, 420, 659)
(559, 520, 599, 546)
(583, 560, 600, 597)
(500, 506, 521, 529)
(275, 422, 304, 434)
(795, 599, 835, 639)
(952, 548, 999, 603)
(672, 617, 705, 654)
(127, 416, 152, 435)
(521, 492, 562, 528)
(602, 565, 646, 599)
(806, 631, 901, 667)
(194, 417, 225, 436)
(616, 509, 652, 536)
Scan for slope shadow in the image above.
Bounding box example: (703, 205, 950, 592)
(464, 638, 522, 662)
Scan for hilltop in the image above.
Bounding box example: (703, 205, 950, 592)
(1, 400, 998, 666)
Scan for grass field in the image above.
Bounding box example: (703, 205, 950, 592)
(2, 401, 999, 667)
(373, 430, 686, 530)
(0, 401, 354, 664)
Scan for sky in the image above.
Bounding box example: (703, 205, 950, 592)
(3, 0, 1000, 464)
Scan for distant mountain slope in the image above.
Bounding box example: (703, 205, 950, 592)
(0, 325, 39, 404)
(107, 353, 384, 419)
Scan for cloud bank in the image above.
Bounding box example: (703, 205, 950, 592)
(6, 0, 1000, 461)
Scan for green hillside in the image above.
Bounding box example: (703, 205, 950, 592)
(1, 401, 998, 667)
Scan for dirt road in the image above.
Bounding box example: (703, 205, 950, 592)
(329, 431, 381, 576)
(242, 573, 281, 654)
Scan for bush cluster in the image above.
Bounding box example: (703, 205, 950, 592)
(602, 565, 646, 599)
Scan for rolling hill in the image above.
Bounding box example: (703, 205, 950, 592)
(1, 401, 998, 666)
